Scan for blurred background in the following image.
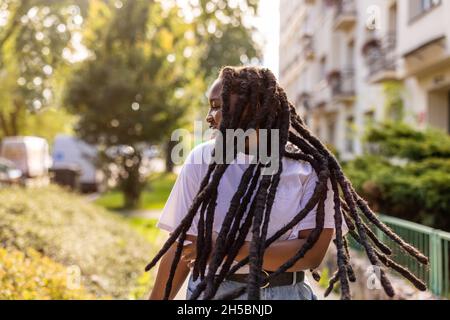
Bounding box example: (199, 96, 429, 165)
(0, 0, 449, 300)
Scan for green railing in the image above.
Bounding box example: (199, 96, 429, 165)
(349, 214, 450, 299)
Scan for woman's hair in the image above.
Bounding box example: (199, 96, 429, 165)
(145, 66, 428, 300)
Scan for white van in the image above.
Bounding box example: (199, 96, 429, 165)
(52, 135, 104, 193)
(0, 136, 51, 178)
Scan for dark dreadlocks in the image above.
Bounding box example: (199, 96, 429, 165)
(144, 66, 429, 300)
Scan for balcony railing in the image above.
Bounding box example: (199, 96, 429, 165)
(365, 33, 398, 83)
(328, 69, 355, 101)
(334, 0, 356, 31)
(301, 34, 315, 60)
(296, 91, 312, 110)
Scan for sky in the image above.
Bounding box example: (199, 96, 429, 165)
(254, 0, 280, 77)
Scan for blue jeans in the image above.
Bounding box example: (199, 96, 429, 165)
(186, 273, 317, 300)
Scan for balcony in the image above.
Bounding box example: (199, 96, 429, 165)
(311, 81, 332, 110)
(403, 36, 448, 77)
(296, 91, 312, 110)
(328, 69, 355, 102)
(334, 0, 356, 32)
(364, 33, 398, 83)
(301, 34, 315, 61)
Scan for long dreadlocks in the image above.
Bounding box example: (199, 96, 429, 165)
(145, 66, 429, 300)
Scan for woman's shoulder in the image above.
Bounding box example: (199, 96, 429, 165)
(185, 139, 215, 165)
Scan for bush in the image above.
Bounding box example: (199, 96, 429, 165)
(0, 185, 160, 299)
(344, 123, 450, 231)
(365, 121, 450, 161)
(0, 247, 95, 300)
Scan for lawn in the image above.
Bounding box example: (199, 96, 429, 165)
(95, 172, 177, 211)
(127, 217, 160, 243)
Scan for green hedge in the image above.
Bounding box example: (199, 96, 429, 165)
(0, 186, 159, 299)
(343, 122, 450, 231)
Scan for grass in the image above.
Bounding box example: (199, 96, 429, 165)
(127, 217, 160, 243)
(95, 172, 177, 211)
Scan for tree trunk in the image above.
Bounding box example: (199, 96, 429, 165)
(120, 155, 144, 209)
(0, 111, 11, 137)
(0, 102, 25, 137)
(165, 139, 176, 173)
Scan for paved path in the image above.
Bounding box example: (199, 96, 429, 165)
(122, 209, 162, 220)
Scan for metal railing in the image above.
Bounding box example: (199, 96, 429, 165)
(366, 33, 397, 78)
(334, 0, 356, 20)
(330, 69, 355, 98)
(350, 214, 450, 298)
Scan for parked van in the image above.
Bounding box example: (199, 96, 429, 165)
(52, 135, 104, 193)
(0, 136, 51, 178)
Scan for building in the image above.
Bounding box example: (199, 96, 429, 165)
(279, 0, 450, 159)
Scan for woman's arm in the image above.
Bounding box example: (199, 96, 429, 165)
(148, 235, 197, 300)
(234, 229, 334, 272)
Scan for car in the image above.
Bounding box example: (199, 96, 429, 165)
(0, 136, 51, 178)
(52, 135, 104, 193)
(0, 157, 23, 186)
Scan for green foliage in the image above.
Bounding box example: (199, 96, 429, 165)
(0, 247, 96, 300)
(0, 0, 87, 137)
(0, 185, 159, 298)
(365, 122, 450, 161)
(192, 0, 261, 82)
(65, 1, 200, 147)
(382, 81, 404, 121)
(318, 266, 331, 289)
(22, 107, 76, 144)
(1, 0, 261, 205)
(64, 1, 203, 207)
(344, 122, 450, 230)
(127, 218, 160, 245)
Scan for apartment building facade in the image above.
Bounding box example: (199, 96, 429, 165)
(279, 0, 450, 158)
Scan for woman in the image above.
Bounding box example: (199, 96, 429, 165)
(147, 66, 428, 300)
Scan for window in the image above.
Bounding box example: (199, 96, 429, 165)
(320, 57, 327, 82)
(421, 0, 441, 11)
(346, 40, 355, 69)
(364, 110, 375, 127)
(327, 120, 336, 148)
(409, 0, 441, 21)
(345, 116, 354, 153)
(388, 3, 397, 34)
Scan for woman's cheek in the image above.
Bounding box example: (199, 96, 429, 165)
(215, 110, 222, 124)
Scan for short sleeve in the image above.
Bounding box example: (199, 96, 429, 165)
(288, 171, 348, 240)
(156, 143, 209, 236)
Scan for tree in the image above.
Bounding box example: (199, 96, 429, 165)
(161, 0, 262, 172)
(0, 0, 87, 138)
(65, 0, 201, 208)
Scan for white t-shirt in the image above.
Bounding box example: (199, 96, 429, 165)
(157, 139, 347, 273)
